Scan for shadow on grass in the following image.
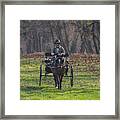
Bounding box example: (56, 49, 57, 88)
(21, 86, 43, 92)
(21, 85, 60, 93)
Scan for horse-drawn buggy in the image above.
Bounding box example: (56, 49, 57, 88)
(39, 52, 73, 89)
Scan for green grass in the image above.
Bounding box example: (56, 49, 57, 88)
(20, 58, 100, 100)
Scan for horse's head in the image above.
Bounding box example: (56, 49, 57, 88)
(53, 55, 64, 67)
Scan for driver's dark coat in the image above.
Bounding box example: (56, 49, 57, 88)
(53, 46, 65, 55)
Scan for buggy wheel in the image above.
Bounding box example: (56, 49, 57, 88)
(70, 65, 73, 87)
(39, 64, 42, 86)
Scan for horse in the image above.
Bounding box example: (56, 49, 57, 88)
(51, 55, 65, 89)
(45, 53, 68, 89)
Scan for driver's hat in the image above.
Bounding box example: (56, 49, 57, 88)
(54, 39, 60, 44)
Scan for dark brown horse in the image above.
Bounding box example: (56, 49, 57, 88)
(45, 53, 68, 89)
(51, 66, 64, 89)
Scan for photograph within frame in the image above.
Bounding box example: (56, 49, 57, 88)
(20, 20, 100, 100)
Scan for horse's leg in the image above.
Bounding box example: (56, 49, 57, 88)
(58, 76, 61, 89)
(59, 75, 62, 90)
(54, 74, 60, 89)
(59, 74, 64, 89)
(54, 75, 60, 89)
(53, 74, 58, 88)
(54, 69, 60, 89)
(59, 70, 64, 90)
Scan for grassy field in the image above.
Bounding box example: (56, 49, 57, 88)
(20, 56, 100, 100)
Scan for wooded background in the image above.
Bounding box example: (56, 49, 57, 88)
(20, 20, 100, 55)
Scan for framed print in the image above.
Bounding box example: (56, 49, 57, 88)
(0, 0, 119, 119)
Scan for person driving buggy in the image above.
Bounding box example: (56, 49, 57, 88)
(53, 39, 65, 56)
(51, 39, 65, 65)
